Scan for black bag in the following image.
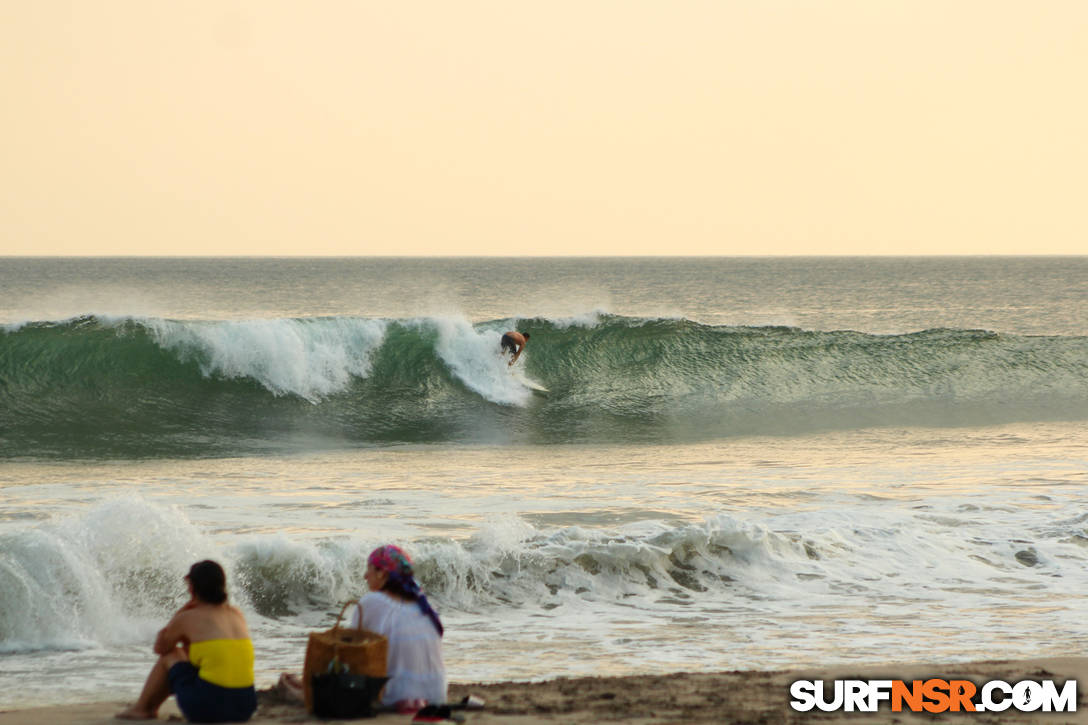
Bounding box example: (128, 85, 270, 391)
(310, 671, 388, 719)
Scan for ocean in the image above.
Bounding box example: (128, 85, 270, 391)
(1, 256, 1086, 708)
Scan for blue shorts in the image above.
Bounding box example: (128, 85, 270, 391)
(168, 662, 257, 723)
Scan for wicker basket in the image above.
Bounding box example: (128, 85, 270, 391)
(302, 601, 389, 713)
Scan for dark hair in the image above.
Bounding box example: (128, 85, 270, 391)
(381, 576, 418, 602)
(186, 560, 228, 604)
(523, 332, 530, 340)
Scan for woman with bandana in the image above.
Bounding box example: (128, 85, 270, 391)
(348, 544, 447, 710)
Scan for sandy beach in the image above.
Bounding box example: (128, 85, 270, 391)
(2, 657, 1084, 725)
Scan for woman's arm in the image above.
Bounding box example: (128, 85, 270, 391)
(153, 611, 191, 655)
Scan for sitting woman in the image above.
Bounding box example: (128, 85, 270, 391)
(118, 560, 257, 723)
(351, 544, 447, 709)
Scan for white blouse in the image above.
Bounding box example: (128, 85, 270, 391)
(349, 590, 447, 706)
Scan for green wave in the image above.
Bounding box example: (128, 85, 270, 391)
(2, 315, 1086, 458)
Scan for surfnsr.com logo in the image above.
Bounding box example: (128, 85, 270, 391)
(790, 678, 1077, 713)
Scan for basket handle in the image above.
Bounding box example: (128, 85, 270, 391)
(331, 600, 362, 634)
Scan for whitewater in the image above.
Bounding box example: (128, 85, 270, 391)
(1, 257, 1086, 708)
(4, 314, 1085, 457)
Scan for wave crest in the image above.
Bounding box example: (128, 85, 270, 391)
(2, 314, 1086, 457)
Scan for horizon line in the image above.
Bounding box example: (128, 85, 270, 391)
(3, 253, 1086, 260)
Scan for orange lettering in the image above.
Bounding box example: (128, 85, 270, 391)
(922, 679, 950, 713)
(892, 680, 923, 712)
(948, 680, 976, 712)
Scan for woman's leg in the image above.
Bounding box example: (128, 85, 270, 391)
(116, 649, 187, 720)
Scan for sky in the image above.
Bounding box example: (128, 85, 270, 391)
(2, 1, 1086, 256)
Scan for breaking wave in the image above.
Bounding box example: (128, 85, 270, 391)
(2, 314, 1086, 457)
(4, 498, 1084, 652)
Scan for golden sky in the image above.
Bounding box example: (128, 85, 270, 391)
(2, 1, 1085, 255)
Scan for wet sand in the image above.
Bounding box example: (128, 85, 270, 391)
(2, 657, 1084, 724)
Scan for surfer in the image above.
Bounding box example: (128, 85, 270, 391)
(500, 331, 529, 366)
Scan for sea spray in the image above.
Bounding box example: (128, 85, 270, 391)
(2, 314, 1087, 458)
(231, 536, 370, 617)
(432, 317, 531, 407)
(0, 498, 216, 652)
(146, 317, 388, 402)
(5, 494, 1087, 667)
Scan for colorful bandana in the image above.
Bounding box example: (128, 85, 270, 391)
(368, 545, 444, 636)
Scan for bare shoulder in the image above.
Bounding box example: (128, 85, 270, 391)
(228, 604, 251, 637)
(154, 607, 197, 651)
(169, 603, 248, 640)
(167, 606, 199, 629)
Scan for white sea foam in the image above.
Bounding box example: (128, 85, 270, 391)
(230, 535, 369, 616)
(145, 317, 388, 402)
(0, 498, 216, 653)
(5, 499, 1083, 657)
(5, 456, 1088, 705)
(431, 317, 532, 406)
(4, 258, 1088, 709)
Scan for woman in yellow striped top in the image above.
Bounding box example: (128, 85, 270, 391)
(117, 560, 257, 722)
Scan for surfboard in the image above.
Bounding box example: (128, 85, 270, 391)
(523, 379, 549, 393)
(509, 368, 549, 393)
